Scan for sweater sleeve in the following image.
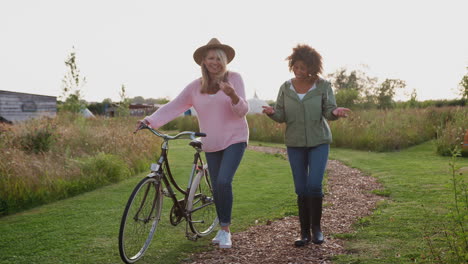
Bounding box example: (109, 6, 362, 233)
(229, 72, 249, 117)
(322, 81, 339, 121)
(144, 81, 195, 128)
(268, 83, 286, 123)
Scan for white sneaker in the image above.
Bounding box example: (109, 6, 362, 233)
(218, 230, 232, 249)
(212, 230, 222, 244)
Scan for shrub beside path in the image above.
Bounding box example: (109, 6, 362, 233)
(185, 146, 385, 264)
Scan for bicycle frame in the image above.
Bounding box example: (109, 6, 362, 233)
(119, 124, 216, 264)
(141, 123, 208, 226)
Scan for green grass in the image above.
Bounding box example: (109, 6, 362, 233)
(330, 141, 468, 263)
(2, 139, 466, 263)
(0, 139, 295, 264)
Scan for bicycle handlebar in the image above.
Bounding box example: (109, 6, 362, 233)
(135, 121, 206, 140)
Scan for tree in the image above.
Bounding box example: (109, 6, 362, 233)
(360, 89, 377, 109)
(60, 47, 86, 113)
(131, 96, 145, 104)
(408, 89, 418, 108)
(86, 98, 113, 116)
(116, 85, 131, 117)
(335, 89, 360, 108)
(375, 79, 406, 109)
(153, 97, 170, 105)
(102, 98, 113, 105)
(87, 102, 105, 115)
(329, 69, 361, 91)
(327, 67, 378, 108)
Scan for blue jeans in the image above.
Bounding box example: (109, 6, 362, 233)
(205, 142, 246, 227)
(286, 144, 329, 197)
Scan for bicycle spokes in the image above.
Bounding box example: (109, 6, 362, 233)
(119, 178, 163, 264)
(187, 170, 218, 237)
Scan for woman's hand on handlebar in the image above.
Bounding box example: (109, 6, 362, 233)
(134, 119, 150, 133)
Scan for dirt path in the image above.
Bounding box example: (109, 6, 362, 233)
(185, 146, 385, 264)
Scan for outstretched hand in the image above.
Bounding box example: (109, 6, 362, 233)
(262, 106, 275, 115)
(332, 107, 351, 118)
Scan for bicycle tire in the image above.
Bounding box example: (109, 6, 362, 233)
(118, 177, 163, 263)
(187, 167, 218, 236)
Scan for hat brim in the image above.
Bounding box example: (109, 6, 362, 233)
(193, 44, 235, 65)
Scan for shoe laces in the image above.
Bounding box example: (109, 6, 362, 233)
(220, 230, 230, 240)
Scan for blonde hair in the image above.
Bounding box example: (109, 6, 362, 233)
(200, 49, 228, 94)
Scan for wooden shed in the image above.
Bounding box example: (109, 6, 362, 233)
(0, 90, 57, 122)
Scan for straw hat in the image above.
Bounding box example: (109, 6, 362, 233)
(193, 38, 235, 65)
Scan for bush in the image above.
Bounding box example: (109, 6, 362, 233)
(435, 107, 468, 157)
(159, 115, 199, 132)
(177, 116, 199, 132)
(19, 124, 56, 153)
(79, 153, 131, 185)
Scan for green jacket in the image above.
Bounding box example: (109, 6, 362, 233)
(268, 78, 338, 147)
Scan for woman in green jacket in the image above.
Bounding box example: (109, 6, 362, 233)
(263, 44, 350, 247)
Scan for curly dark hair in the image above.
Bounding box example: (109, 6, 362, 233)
(286, 44, 323, 78)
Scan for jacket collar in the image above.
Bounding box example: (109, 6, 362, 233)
(283, 78, 326, 101)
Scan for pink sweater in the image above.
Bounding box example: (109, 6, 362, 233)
(145, 71, 249, 152)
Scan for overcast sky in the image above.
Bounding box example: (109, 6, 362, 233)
(1, 0, 467, 102)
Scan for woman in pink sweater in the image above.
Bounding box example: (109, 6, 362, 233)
(141, 38, 249, 249)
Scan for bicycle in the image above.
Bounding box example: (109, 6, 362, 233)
(118, 122, 218, 264)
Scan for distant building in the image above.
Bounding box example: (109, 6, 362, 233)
(129, 104, 159, 116)
(105, 103, 159, 117)
(0, 90, 56, 122)
(247, 92, 268, 114)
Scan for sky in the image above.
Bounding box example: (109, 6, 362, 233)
(1, 0, 467, 103)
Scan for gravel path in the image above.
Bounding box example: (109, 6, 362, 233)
(184, 146, 385, 264)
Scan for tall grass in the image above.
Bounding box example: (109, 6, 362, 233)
(2, 107, 464, 215)
(435, 107, 468, 156)
(0, 113, 160, 216)
(247, 114, 285, 143)
(423, 147, 468, 263)
(331, 108, 433, 151)
(246, 107, 467, 153)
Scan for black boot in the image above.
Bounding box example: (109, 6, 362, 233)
(308, 196, 324, 244)
(294, 196, 311, 247)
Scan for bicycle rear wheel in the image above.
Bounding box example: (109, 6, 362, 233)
(187, 167, 218, 236)
(119, 177, 163, 264)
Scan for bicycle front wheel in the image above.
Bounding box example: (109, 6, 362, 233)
(187, 167, 218, 236)
(118, 177, 163, 264)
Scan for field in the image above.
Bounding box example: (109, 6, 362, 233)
(0, 107, 467, 263)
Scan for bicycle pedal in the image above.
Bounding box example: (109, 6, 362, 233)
(186, 233, 198, 241)
(162, 188, 170, 197)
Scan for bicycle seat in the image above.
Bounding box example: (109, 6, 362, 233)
(189, 140, 202, 149)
